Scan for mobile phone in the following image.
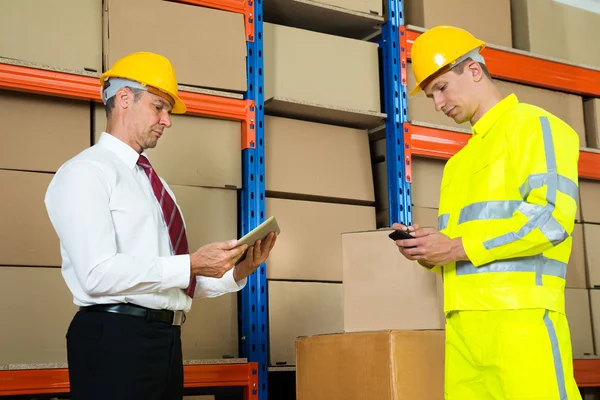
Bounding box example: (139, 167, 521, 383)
(388, 229, 415, 241)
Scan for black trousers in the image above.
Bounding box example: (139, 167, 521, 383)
(66, 309, 183, 400)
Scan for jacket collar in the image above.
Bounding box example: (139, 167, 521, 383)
(471, 93, 519, 137)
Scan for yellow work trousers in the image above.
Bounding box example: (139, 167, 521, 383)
(445, 309, 581, 400)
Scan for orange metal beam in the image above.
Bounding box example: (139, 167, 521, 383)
(176, 0, 254, 41)
(574, 359, 600, 388)
(0, 363, 259, 398)
(409, 123, 600, 181)
(405, 29, 600, 97)
(0, 62, 253, 125)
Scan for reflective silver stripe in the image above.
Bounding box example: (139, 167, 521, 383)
(520, 173, 579, 204)
(543, 311, 568, 399)
(455, 254, 566, 279)
(438, 213, 450, 231)
(484, 117, 568, 252)
(458, 201, 521, 224)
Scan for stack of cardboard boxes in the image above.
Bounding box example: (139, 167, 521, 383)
(262, 2, 383, 367)
(0, 0, 249, 367)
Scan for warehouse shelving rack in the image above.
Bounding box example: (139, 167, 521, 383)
(0, 0, 265, 398)
(380, 0, 600, 388)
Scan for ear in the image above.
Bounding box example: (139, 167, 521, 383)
(115, 88, 130, 110)
(468, 61, 484, 83)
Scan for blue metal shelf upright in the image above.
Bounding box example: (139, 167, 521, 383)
(239, 0, 268, 398)
(380, 0, 412, 227)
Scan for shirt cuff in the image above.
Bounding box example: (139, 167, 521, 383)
(159, 254, 191, 291)
(461, 234, 494, 267)
(223, 268, 247, 291)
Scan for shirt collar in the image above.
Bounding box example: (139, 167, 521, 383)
(471, 93, 519, 137)
(98, 132, 145, 170)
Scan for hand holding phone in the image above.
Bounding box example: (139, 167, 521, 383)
(388, 229, 415, 241)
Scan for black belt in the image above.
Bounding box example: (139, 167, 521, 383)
(79, 303, 186, 326)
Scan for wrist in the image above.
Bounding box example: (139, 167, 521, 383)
(452, 238, 468, 262)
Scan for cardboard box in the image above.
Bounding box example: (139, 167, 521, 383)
(269, 281, 343, 366)
(313, 0, 382, 15)
(342, 229, 445, 333)
(265, 116, 374, 202)
(0, 266, 78, 365)
(405, 0, 512, 47)
(104, 0, 247, 92)
(377, 205, 439, 230)
(580, 180, 600, 224)
(182, 294, 238, 360)
(584, 224, 600, 288)
(568, 223, 588, 289)
(296, 330, 445, 400)
(0, 91, 90, 173)
(0, 170, 60, 266)
(266, 197, 376, 281)
(406, 63, 587, 145)
(565, 289, 595, 357)
(170, 185, 238, 251)
(372, 151, 446, 211)
(0, 0, 102, 73)
(264, 0, 384, 39)
(585, 98, 600, 149)
(94, 105, 242, 189)
(264, 23, 384, 128)
(511, 0, 600, 68)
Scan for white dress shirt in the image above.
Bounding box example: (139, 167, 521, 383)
(44, 132, 245, 312)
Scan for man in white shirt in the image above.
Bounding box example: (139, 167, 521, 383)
(44, 51, 277, 400)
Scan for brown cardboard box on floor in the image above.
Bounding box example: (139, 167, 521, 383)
(585, 98, 600, 149)
(0, 0, 102, 73)
(265, 116, 374, 202)
(266, 197, 376, 281)
(405, 0, 512, 47)
(0, 91, 90, 173)
(565, 289, 595, 358)
(94, 105, 242, 189)
(342, 229, 445, 333)
(296, 330, 445, 400)
(264, 23, 384, 128)
(103, 0, 247, 92)
(269, 281, 343, 366)
(0, 266, 78, 366)
(511, 0, 600, 68)
(0, 170, 60, 266)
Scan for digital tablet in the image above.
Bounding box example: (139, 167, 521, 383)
(238, 216, 280, 247)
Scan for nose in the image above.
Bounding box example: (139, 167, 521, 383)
(160, 111, 172, 128)
(433, 93, 445, 112)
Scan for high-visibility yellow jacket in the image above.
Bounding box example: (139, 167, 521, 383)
(436, 94, 580, 314)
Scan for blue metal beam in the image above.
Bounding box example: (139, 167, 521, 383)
(239, 0, 267, 398)
(380, 0, 412, 227)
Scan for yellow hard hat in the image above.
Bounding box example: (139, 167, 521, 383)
(100, 52, 187, 114)
(410, 26, 486, 95)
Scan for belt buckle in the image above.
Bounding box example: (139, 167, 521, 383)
(172, 311, 185, 326)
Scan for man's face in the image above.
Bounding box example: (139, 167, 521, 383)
(128, 89, 173, 151)
(423, 67, 476, 125)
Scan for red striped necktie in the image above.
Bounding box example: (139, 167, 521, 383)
(137, 154, 196, 298)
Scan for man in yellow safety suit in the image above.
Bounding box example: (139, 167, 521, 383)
(393, 25, 582, 400)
